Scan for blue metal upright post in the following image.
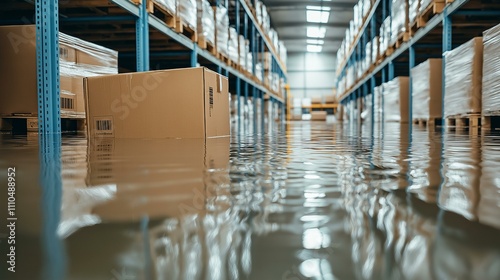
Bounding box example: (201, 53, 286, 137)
(236, 0, 240, 34)
(136, 0, 149, 71)
(442, 14, 452, 132)
(388, 62, 394, 80)
(236, 77, 241, 120)
(36, 0, 60, 136)
(409, 45, 415, 125)
(190, 42, 197, 67)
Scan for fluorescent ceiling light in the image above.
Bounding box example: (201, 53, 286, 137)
(307, 45, 323, 52)
(307, 39, 324, 44)
(306, 6, 330, 23)
(307, 27, 326, 38)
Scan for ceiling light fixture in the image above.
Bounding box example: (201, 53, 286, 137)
(307, 39, 325, 45)
(306, 6, 330, 23)
(307, 45, 323, 52)
(307, 27, 326, 38)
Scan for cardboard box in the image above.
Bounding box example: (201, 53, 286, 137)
(84, 67, 230, 139)
(383, 76, 409, 123)
(311, 96, 323, 104)
(311, 111, 327, 121)
(86, 137, 230, 221)
(324, 95, 336, 104)
(0, 25, 116, 118)
(411, 58, 442, 119)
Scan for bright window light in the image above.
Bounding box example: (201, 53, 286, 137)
(306, 6, 330, 23)
(307, 39, 324, 44)
(307, 27, 326, 38)
(307, 45, 323, 52)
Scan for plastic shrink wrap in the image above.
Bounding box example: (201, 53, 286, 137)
(155, 0, 176, 15)
(354, 3, 361, 31)
(279, 41, 287, 66)
(228, 27, 239, 63)
(246, 52, 253, 74)
(410, 59, 442, 119)
(238, 35, 247, 69)
(372, 36, 379, 63)
(256, 62, 263, 82)
(390, 0, 408, 45)
(178, 0, 197, 31)
(482, 23, 500, 115)
(365, 41, 372, 73)
(214, 6, 229, 56)
(382, 77, 409, 122)
(444, 37, 482, 117)
(379, 17, 391, 57)
(0, 26, 117, 117)
(409, 0, 419, 24)
(363, 0, 371, 18)
(196, 0, 215, 45)
(361, 94, 372, 123)
(256, 1, 263, 25)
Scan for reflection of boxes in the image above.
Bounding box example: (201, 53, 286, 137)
(84, 67, 230, 139)
(87, 137, 230, 221)
(311, 111, 327, 121)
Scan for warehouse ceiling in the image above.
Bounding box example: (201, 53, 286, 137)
(261, 0, 357, 53)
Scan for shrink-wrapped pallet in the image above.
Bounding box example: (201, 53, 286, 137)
(278, 41, 287, 66)
(155, 0, 176, 15)
(444, 37, 483, 117)
(364, 41, 372, 73)
(246, 52, 253, 75)
(353, 3, 361, 32)
(419, 0, 442, 14)
(363, 0, 371, 18)
(382, 77, 409, 122)
(379, 17, 391, 56)
(390, 0, 408, 45)
(410, 59, 442, 120)
(374, 85, 383, 123)
(256, 62, 263, 82)
(178, 0, 197, 31)
(372, 36, 379, 63)
(196, 0, 214, 46)
(409, 0, 419, 24)
(214, 6, 229, 56)
(256, 1, 263, 25)
(228, 27, 239, 63)
(482, 23, 500, 115)
(238, 35, 247, 69)
(258, 52, 272, 70)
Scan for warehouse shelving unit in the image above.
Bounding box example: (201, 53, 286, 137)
(1, 0, 287, 134)
(336, 0, 500, 132)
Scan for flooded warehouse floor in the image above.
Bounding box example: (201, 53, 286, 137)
(1, 120, 500, 280)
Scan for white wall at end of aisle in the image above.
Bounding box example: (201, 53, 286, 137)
(288, 53, 337, 99)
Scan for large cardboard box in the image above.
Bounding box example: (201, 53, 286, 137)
(411, 58, 442, 119)
(383, 76, 409, 123)
(84, 67, 230, 139)
(0, 25, 117, 117)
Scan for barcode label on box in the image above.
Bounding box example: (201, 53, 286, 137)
(209, 87, 214, 117)
(94, 117, 114, 137)
(60, 47, 68, 59)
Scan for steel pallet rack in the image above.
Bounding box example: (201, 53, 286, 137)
(1, 0, 288, 134)
(336, 0, 500, 133)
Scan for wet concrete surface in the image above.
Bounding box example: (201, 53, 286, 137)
(0, 120, 500, 280)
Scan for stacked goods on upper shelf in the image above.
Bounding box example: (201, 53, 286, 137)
(155, 0, 176, 15)
(379, 17, 391, 57)
(410, 59, 442, 121)
(409, 0, 419, 25)
(246, 52, 254, 76)
(178, 0, 197, 31)
(228, 27, 239, 63)
(390, 0, 409, 45)
(238, 35, 248, 70)
(269, 29, 279, 51)
(382, 77, 410, 123)
(363, 40, 373, 75)
(279, 41, 287, 67)
(196, 0, 215, 47)
(372, 36, 379, 64)
(255, 62, 263, 82)
(443, 37, 483, 118)
(214, 6, 229, 57)
(258, 52, 272, 70)
(481, 23, 500, 116)
(374, 85, 383, 123)
(0, 25, 117, 118)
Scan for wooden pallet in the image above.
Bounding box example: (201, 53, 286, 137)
(417, 1, 446, 28)
(218, 53, 232, 66)
(482, 112, 500, 131)
(413, 118, 442, 128)
(175, 19, 197, 42)
(409, 20, 419, 37)
(395, 31, 411, 48)
(385, 46, 394, 57)
(151, 0, 176, 29)
(197, 36, 217, 56)
(445, 113, 481, 129)
(1, 115, 86, 133)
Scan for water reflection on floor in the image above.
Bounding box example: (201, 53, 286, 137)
(0, 120, 500, 280)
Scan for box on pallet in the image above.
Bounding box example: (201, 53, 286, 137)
(178, 0, 197, 31)
(214, 6, 229, 56)
(409, 0, 419, 24)
(0, 25, 117, 118)
(311, 111, 327, 121)
(84, 67, 229, 139)
(258, 52, 272, 70)
(411, 59, 442, 120)
(482, 23, 500, 116)
(390, 0, 409, 45)
(382, 77, 409, 123)
(197, 0, 215, 46)
(444, 37, 483, 117)
(228, 27, 239, 63)
(155, 0, 176, 15)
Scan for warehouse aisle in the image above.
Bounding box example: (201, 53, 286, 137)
(1, 121, 500, 280)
